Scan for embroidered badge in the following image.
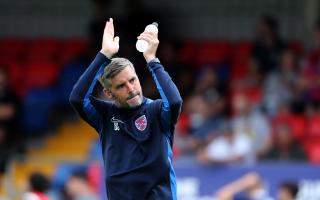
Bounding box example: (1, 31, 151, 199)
(135, 115, 147, 131)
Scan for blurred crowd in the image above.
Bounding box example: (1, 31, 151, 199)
(173, 16, 320, 165)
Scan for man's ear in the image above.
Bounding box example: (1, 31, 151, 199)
(103, 88, 114, 100)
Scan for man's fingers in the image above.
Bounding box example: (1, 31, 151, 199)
(114, 36, 120, 43)
(137, 34, 153, 42)
(104, 18, 114, 36)
(104, 21, 109, 32)
(109, 18, 114, 36)
(143, 31, 157, 35)
(139, 32, 157, 38)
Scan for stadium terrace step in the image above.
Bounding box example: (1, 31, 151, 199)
(8, 120, 98, 195)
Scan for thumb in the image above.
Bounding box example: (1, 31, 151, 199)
(114, 36, 120, 43)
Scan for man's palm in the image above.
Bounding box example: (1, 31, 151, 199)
(101, 18, 119, 58)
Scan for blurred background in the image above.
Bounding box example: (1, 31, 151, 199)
(0, 0, 320, 199)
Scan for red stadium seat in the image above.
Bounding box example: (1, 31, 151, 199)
(175, 112, 190, 136)
(196, 40, 231, 66)
(230, 61, 250, 81)
(178, 40, 198, 64)
(23, 60, 59, 94)
(273, 114, 306, 142)
(288, 40, 304, 56)
(244, 87, 262, 105)
(26, 38, 61, 62)
(307, 115, 320, 138)
(59, 39, 88, 64)
(305, 140, 320, 163)
(0, 61, 25, 96)
(232, 40, 252, 63)
(63, 39, 88, 53)
(0, 38, 28, 61)
(290, 116, 307, 141)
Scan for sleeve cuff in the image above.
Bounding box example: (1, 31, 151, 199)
(97, 52, 111, 63)
(147, 58, 161, 64)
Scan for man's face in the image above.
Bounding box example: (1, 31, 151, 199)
(106, 66, 143, 108)
(277, 188, 294, 200)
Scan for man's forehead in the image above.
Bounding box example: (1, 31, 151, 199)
(111, 66, 137, 84)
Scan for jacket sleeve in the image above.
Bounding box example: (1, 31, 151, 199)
(147, 60, 183, 133)
(69, 52, 111, 132)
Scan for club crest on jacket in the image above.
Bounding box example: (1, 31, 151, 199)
(135, 115, 147, 131)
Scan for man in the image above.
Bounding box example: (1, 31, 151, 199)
(215, 172, 274, 200)
(65, 171, 99, 200)
(22, 172, 50, 200)
(277, 182, 298, 200)
(69, 18, 182, 200)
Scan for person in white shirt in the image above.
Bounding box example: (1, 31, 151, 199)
(197, 122, 252, 164)
(231, 93, 272, 161)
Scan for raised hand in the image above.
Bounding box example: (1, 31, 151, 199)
(100, 18, 120, 59)
(137, 32, 159, 62)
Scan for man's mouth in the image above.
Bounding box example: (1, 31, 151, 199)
(127, 93, 139, 100)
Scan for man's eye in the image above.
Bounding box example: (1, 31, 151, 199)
(130, 78, 135, 83)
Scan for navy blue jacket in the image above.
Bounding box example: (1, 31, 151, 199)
(69, 52, 182, 200)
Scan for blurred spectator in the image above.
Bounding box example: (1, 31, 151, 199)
(215, 172, 299, 200)
(297, 20, 320, 104)
(22, 172, 51, 200)
(215, 172, 273, 200)
(232, 58, 263, 92)
(157, 41, 195, 98)
(0, 68, 22, 173)
(263, 49, 299, 116)
(194, 68, 225, 96)
(252, 15, 286, 74)
(173, 64, 195, 99)
(197, 122, 252, 165)
(175, 68, 228, 157)
(0, 126, 9, 174)
(262, 123, 306, 161)
(298, 20, 320, 102)
(277, 182, 298, 200)
(231, 93, 272, 161)
(65, 171, 99, 200)
(178, 92, 227, 156)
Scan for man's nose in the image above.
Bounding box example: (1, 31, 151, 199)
(127, 83, 134, 92)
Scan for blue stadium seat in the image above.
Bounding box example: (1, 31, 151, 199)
(21, 88, 58, 135)
(51, 162, 87, 190)
(56, 60, 87, 108)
